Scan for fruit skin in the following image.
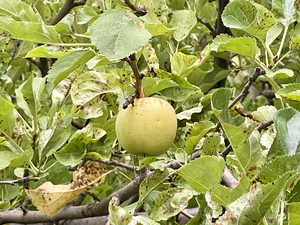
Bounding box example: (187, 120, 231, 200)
(116, 97, 177, 156)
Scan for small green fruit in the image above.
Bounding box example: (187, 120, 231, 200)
(116, 97, 177, 156)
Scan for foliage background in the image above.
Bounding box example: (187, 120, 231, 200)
(0, 0, 300, 224)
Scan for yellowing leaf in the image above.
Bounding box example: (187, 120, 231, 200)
(26, 182, 84, 216)
(26, 161, 110, 216)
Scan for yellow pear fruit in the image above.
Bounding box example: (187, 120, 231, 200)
(116, 97, 177, 156)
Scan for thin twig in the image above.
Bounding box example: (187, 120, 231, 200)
(124, 54, 144, 98)
(0, 176, 39, 185)
(26, 58, 44, 72)
(197, 17, 215, 34)
(50, 0, 87, 25)
(257, 120, 274, 132)
(124, 0, 147, 16)
(180, 210, 193, 219)
(219, 145, 232, 159)
(228, 67, 265, 109)
(235, 107, 261, 123)
(124, 0, 137, 11)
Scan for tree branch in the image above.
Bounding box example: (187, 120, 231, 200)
(9, 216, 107, 225)
(219, 145, 232, 159)
(124, 0, 138, 11)
(0, 170, 149, 224)
(234, 107, 261, 123)
(257, 120, 274, 132)
(221, 167, 239, 188)
(0, 151, 239, 224)
(49, 0, 87, 25)
(197, 17, 215, 34)
(214, 0, 231, 37)
(9, 208, 198, 225)
(228, 68, 265, 109)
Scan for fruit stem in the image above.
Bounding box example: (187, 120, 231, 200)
(125, 54, 144, 98)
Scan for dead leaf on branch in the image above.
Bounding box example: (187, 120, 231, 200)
(26, 161, 111, 216)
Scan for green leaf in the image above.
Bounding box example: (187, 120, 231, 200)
(176, 107, 203, 121)
(10, 149, 33, 168)
(136, 0, 169, 18)
(211, 34, 259, 58)
(288, 202, 300, 224)
(290, 34, 300, 50)
(201, 133, 223, 156)
(218, 172, 298, 225)
(211, 88, 232, 110)
(265, 23, 283, 46)
(178, 156, 225, 193)
(170, 52, 200, 76)
(277, 83, 300, 101)
(160, 87, 202, 102)
(188, 68, 228, 93)
(282, 0, 297, 26)
(0, 95, 16, 136)
(239, 173, 298, 225)
(259, 153, 300, 183)
(211, 177, 250, 205)
(143, 44, 159, 72)
(54, 133, 87, 167)
(0, 151, 17, 170)
(134, 216, 160, 225)
(168, 0, 186, 9)
(15, 77, 34, 118)
(149, 187, 194, 221)
(47, 161, 72, 184)
(47, 50, 95, 90)
(268, 108, 300, 157)
(222, 0, 277, 40)
(0, 16, 61, 44)
(70, 71, 118, 106)
(155, 69, 199, 90)
(143, 77, 177, 96)
(0, 185, 20, 201)
(0, 0, 41, 22)
(15, 77, 46, 119)
(222, 0, 256, 29)
(267, 68, 294, 80)
(184, 121, 215, 154)
(245, 3, 277, 40)
(137, 169, 169, 208)
(76, 5, 98, 25)
(142, 13, 173, 36)
(109, 197, 133, 225)
(252, 105, 277, 121)
(25, 46, 66, 58)
(219, 114, 265, 174)
(169, 10, 197, 41)
(90, 9, 151, 60)
(72, 98, 107, 120)
(43, 124, 75, 157)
